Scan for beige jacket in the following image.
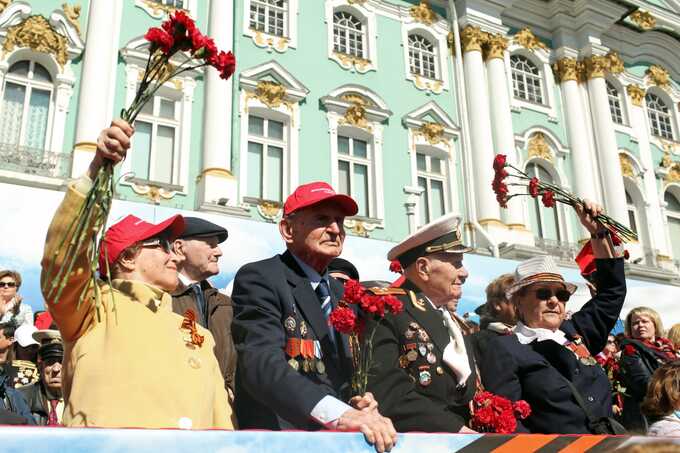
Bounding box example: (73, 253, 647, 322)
(40, 181, 233, 429)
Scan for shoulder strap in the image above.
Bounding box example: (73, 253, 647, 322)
(562, 378, 598, 424)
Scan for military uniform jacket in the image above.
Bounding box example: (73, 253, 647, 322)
(232, 250, 353, 430)
(480, 258, 626, 434)
(366, 280, 476, 433)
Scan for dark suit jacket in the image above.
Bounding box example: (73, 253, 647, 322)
(17, 381, 54, 425)
(231, 250, 352, 430)
(172, 281, 236, 393)
(480, 258, 626, 434)
(366, 280, 476, 432)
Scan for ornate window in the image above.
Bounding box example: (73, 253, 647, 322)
(333, 11, 365, 58)
(510, 55, 543, 104)
(159, 0, 185, 8)
(416, 151, 447, 224)
(607, 81, 624, 125)
(249, 0, 287, 38)
(665, 191, 680, 261)
(246, 114, 287, 202)
(337, 135, 371, 217)
(646, 93, 674, 140)
(626, 190, 639, 236)
(526, 162, 561, 241)
(131, 93, 181, 186)
(408, 34, 436, 80)
(0, 60, 53, 151)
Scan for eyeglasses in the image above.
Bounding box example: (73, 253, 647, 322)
(139, 237, 172, 254)
(0, 281, 17, 288)
(533, 288, 571, 302)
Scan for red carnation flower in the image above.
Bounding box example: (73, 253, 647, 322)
(209, 50, 236, 80)
(611, 231, 622, 246)
(343, 279, 365, 304)
(383, 295, 404, 315)
(328, 306, 357, 334)
(624, 344, 637, 356)
(496, 194, 508, 208)
(359, 294, 386, 318)
(541, 190, 556, 208)
(389, 260, 403, 274)
(512, 400, 531, 419)
(165, 10, 196, 50)
(529, 177, 540, 198)
(623, 250, 630, 260)
(145, 27, 174, 54)
(493, 154, 507, 172)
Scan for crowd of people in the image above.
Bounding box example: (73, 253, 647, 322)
(1, 120, 680, 451)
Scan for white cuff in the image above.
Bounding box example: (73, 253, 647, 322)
(310, 395, 352, 429)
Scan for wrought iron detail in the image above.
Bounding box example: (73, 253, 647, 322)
(0, 142, 72, 179)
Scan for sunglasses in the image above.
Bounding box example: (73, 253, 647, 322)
(0, 281, 17, 288)
(139, 237, 172, 254)
(533, 287, 571, 302)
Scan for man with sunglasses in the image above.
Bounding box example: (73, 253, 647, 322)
(479, 200, 627, 434)
(40, 119, 232, 429)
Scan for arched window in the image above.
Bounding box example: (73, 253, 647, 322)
(526, 162, 561, 241)
(333, 11, 364, 58)
(408, 34, 437, 80)
(607, 81, 624, 125)
(510, 55, 543, 104)
(249, 0, 288, 37)
(646, 93, 674, 140)
(416, 151, 447, 224)
(665, 191, 680, 261)
(0, 60, 53, 150)
(626, 190, 639, 236)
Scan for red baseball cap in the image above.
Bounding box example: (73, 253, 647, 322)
(283, 181, 358, 216)
(98, 214, 185, 276)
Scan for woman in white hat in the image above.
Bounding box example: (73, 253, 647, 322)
(479, 200, 626, 434)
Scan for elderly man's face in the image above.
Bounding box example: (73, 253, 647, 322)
(175, 236, 222, 280)
(282, 201, 346, 268)
(41, 358, 62, 392)
(419, 252, 468, 308)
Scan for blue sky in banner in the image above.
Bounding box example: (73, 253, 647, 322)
(3, 182, 680, 326)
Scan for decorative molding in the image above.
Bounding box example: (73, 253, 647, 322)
(347, 0, 367, 4)
(513, 27, 547, 52)
(252, 31, 290, 53)
(2, 15, 68, 67)
(333, 52, 372, 73)
(253, 80, 287, 109)
(413, 75, 443, 94)
(0, 0, 11, 14)
(340, 102, 372, 132)
(629, 10, 656, 31)
(256, 200, 282, 223)
(584, 55, 609, 80)
(619, 153, 636, 178)
(667, 163, 680, 183)
(607, 52, 624, 74)
(627, 84, 646, 107)
(460, 25, 487, 54)
(527, 132, 553, 162)
(344, 218, 377, 238)
(61, 3, 80, 37)
(552, 57, 583, 84)
(129, 180, 179, 204)
(409, 0, 437, 26)
(646, 64, 671, 89)
(136, 0, 186, 19)
(414, 122, 445, 145)
(483, 34, 507, 61)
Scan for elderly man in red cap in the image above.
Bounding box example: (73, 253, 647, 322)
(232, 182, 397, 453)
(40, 120, 232, 429)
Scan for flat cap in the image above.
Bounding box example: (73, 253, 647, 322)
(179, 217, 228, 243)
(328, 258, 360, 281)
(388, 213, 471, 268)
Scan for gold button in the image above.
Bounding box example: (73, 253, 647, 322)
(436, 366, 444, 375)
(188, 356, 201, 369)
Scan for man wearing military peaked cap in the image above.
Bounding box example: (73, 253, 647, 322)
(366, 213, 478, 433)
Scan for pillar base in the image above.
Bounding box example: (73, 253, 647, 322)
(196, 168, 238, 208)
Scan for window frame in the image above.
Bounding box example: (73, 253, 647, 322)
(245, 113, 288, 203)
(243, 0, 298, 51)
(0, 60, 55, 151)
(510, 54, 544, 105)
(525, 161, 563, 242)
(645, 92, 675, 141)
(506, 47, 557, 118)
(664, 190, 680, 262)
(606, 80, 626, 126)
(408, 33, 437, 80)
(325, 2, 378, 73)
(336, 131, 373, 219)
(332, 10, 366, 59)
(415, 148, 449, 226)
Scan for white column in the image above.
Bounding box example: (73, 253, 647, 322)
(585, 55, 628, 226)
(461, 26, 501, 225)
(627, 84, 670, 263)
(554, 56, 598, 202)
(198, 0, 236, 207)
(485, 35, 526, 234)
(71, 0, 121, 176)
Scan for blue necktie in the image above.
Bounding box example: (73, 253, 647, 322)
(191, 283, 207, 328)
(316, 279, 337, 352)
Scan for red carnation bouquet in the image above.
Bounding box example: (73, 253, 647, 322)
(328, 279, 404, 396)
(492, 155, 637, 243)
(44, 11, 236, 313)
(470, 391, 531, 433)
(596, 354, 626, 413)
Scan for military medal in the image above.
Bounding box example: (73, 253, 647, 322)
(409, 322, 419, 330)
(288, 358, 299, 371)
(417, 330, 429, 342)
(300, 321, 308, 337)
(313, 341, 326, 374)
(567, 336, 597, 366)
(300, 339, 315, 373)
(418, 344, 427, 357)
(284, 316, 296, 333)
(404, 329, 415, 340)
(286, 338, 301, 358)
(406, 350, 418, 362)
(427, 352, 436, 364)
(418, 366, 432, 386)
(580, 356, 598, 366)
(316, 360, 326, 374)
(399, 355, 409, 368)
(436, 366, 444, 375)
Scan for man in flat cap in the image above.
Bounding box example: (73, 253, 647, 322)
(18, 327, 64, 425)
(172, 217, 236, 397)
(366, 213, 477, 432)
(232, 181, 397, 453)
(328, 257, 360, 283)
(40, 120, 232, 429)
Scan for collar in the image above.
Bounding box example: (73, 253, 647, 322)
(110, 279, 173, 313)
(487, 322, 514, 335)
(290, 252, 328, 290)
(513, 321, 568, 345)
(177, 272, 197, 286)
